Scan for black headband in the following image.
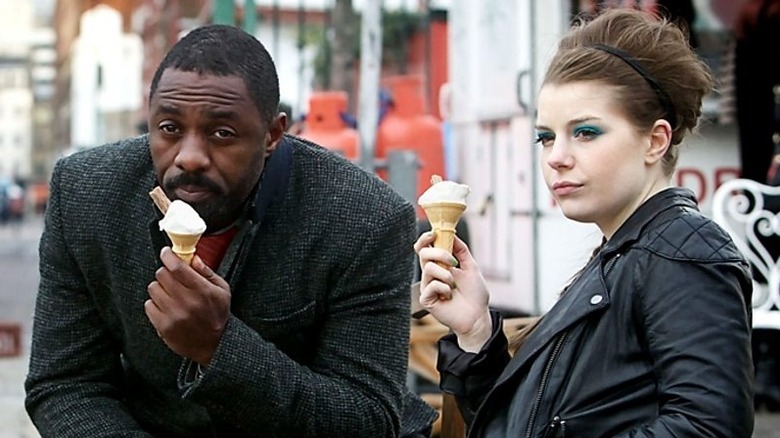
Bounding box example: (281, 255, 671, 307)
(591, 43, 677, 129)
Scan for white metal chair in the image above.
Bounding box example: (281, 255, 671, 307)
(712, 178, 780, 330)
(712, 178, 780, 409)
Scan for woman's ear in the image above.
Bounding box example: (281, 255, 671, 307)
(645, 119, 672, 165)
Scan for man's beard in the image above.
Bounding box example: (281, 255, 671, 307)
(163, 174, 247, 231)
(191, 197, 245, 232)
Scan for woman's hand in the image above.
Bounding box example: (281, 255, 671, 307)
(414, 232, 492, 352)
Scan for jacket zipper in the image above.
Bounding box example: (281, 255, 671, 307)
(521, 254, 615, 437)
(524, 331, 569, 438)
(547, 415, 567, 438)
(603, 253, 620, 276)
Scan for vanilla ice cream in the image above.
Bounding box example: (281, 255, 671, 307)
(157, 199, 206, 264)
(159, 200, 206, 235)
(418, 179, 471, 207)
(417, 176, 470, 264)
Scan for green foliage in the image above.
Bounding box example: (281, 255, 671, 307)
(381, 9, 423, 68)
(307, 8, 425, 87)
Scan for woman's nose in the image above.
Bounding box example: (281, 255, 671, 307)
(545, 140, 573, 170)
(174, 133, 210, 172)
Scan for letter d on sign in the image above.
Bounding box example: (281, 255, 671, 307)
(676, 168, 707, 203)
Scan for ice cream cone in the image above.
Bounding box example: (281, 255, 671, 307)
(165, 230, 203, 265)
(422, 201, 466, 267)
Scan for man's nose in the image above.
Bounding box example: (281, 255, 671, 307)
(174, 133, 209, 172)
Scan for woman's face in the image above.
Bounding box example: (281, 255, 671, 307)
(535, 81, 670, 238)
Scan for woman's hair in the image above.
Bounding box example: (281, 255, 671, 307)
(509, 8, 713, 353)
(542, 7, 714, 176)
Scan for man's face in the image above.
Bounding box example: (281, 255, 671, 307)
(148, 69, 285, 231)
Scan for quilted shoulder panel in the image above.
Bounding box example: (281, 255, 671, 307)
(643, 208, 744, 262)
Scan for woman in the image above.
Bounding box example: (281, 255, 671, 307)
(414, 8, 754, 437)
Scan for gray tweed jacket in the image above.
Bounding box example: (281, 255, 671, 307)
(25, 134, 436, 437)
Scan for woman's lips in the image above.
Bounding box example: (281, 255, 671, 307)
(551, 181, 582, 196)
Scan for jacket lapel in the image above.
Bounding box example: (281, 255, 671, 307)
(145, 168, 167, 262)
(493, 255, 609, 388)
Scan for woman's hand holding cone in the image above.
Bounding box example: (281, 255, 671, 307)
(414, 232, 493, 352)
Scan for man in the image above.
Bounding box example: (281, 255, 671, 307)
(25, 24, 436, 437)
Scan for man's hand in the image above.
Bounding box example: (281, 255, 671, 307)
(145, 247, 231, 365)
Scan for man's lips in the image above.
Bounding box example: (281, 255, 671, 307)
(173, 186, 213, 203)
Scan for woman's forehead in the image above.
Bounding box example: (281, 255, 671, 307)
(536, 82, 622, 127)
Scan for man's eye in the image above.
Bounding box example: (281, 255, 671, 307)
(158, 123, 179, 134)
(213, 129, 236, 139)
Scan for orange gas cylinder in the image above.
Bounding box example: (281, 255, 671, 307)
(376, 75, 446, 217)
(298, 91, 360, 161)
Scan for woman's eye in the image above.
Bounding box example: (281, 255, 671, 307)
(572, 126, 603, 140)
(534, 132, 554, 147)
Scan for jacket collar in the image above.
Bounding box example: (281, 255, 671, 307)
(249, 135, 293, 225)
(602, 187, 698, 256)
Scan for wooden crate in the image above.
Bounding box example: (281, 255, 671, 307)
(0, 324, 21, 358)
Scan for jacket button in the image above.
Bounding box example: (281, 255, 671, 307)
(590, 294, 603, 304)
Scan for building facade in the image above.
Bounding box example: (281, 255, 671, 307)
(0, 0, 35, 183)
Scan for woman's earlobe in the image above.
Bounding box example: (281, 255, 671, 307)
(646, 120, 672, 164)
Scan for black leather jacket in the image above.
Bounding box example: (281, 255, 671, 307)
(437, 188, 754, 437)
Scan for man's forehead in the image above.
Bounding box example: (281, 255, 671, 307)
(152, 70, 252, 108)
(156, 69, 247, 91)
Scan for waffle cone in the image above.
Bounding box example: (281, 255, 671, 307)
(165, 230, 203, 265)
(422, 202, 466, 267)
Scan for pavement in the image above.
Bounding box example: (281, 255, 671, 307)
(0, 353, 38, 438)
(0, 219, 42, 250)
(0, 217, 41, 438)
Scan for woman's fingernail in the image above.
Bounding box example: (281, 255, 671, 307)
(451, 257, 459, 266)
(451, 281, 458, 290)
(427, 231, 435, 237)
